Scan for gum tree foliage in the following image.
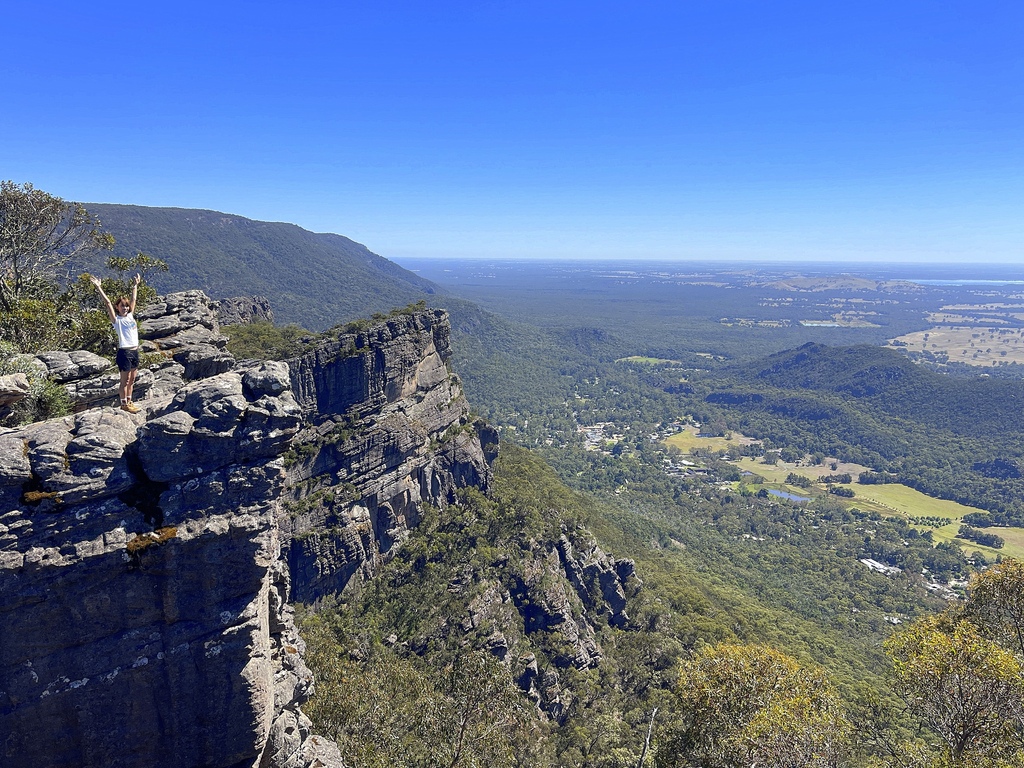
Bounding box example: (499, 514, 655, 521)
(883, 616, 1024, 766)
(0, 181, 114, 350)
(963, 559, 1024, 656)
(300, 613, 535, 768)
(879, 560, 1024, 767)
(657, 643, 851, 768)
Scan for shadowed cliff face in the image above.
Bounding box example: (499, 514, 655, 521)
(0, 294, 496, 768)
(281, 310, 498, 602)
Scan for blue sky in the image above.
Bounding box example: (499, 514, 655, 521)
(3, 1, 1022, 263)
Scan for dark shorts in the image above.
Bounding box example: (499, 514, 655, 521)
(116, 347, 140, 372)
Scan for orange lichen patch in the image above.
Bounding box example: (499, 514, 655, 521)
(22, 490, 63, 505)
(126, 526, 178, 555)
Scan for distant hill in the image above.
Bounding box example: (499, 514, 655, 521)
(739, 342, 1024, 440)
(86, 204, 439, 330)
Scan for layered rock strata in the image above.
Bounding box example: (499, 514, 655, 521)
(137, 290, 235, 381)
(0, 295, 496, 768)
(281, 310, 498, 601)
(0, 362, 322, 768)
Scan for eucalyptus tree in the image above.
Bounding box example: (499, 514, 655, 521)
(0, 181, 113, 349)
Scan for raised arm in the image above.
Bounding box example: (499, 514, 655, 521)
(128, 273, 141, 314)
(89, 275, 116, 323)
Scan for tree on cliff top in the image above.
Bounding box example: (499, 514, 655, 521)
(0, 181, 114, 350)
(0, 181, 114, 308)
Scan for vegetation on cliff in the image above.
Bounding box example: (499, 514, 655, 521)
(299, 442, 1024, 766)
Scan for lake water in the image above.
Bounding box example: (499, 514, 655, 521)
(766, 489, 810, 502)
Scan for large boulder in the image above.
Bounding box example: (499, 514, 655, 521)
(137, 291, 235, 381)
(0, 373, 30, 409)
(216, 295, 275, 326)
(34, 351, 112, 384)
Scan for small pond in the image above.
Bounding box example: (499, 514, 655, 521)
(766, 489, 810, 502)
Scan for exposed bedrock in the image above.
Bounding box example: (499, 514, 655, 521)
(0, 296, 495, 768)
(281, 309, 497, 602)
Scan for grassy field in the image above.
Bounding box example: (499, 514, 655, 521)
(734, 458, 868, 484)
(667, 429, 1024, 561)
(731, 457, 1024, 561)
(664, 425, 758, 453)
(888, 325, 1024, 366)
(852, 484, 1024, 560)
(615, 356, 682, 365)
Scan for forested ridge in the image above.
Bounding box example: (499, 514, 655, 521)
(85, 203, 439, 330)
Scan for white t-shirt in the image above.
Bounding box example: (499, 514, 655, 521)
(113, 313, 139, 349)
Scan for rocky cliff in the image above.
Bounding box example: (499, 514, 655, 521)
(0, 294, 495, 768)
(280, 311, 497, 602)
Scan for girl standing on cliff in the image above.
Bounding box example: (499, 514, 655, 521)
(90, 273, 142, 413)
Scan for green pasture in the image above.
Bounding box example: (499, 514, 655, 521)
(842, 484, 1024, 559)
(664, 429, 735, 454)
(733, 458, 867, 484)
(615, 356, 682, 365)
(664, 425, 758, 455)
(850, 483, 981, 521)
(677, 438, 1024, 560)
(734, 459, 1024, 560)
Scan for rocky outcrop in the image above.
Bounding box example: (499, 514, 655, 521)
(138, 290, 235, 381)
(557, 535, 635, 629)
(217, 295, 275, 326)
(280, 310, 498, 602)
(0, 361, 319, 768)
(0, 374, 30, 410)
(0, 296, 497, 768)
(2, 291, 229, 415)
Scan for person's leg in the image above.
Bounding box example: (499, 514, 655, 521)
(126, 368, 138, 404)
(119, 369, 131, 408)
(116, 349, 140, 412)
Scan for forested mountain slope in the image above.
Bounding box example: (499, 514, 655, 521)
(299, 443, 953, 766)
(739, 342, 1024, 439)
(87, 204, 439, 330)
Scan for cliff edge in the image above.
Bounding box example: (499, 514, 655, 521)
(0, 293, 495, 768)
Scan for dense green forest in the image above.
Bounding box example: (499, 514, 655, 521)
(84, 204, 439, 329)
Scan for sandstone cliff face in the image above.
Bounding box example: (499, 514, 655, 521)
(0, 294, 495, 768)
(280, 311, 498, 602)
(442, 529, 638, 721)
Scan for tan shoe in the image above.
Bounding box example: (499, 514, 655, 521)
(121, 402, 141, 414)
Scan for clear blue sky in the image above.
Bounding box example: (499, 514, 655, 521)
(3, 1, 1022, 263)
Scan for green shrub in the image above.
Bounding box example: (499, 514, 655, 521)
(223, 321, 312, 361)
(0, 342, 72, 426)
